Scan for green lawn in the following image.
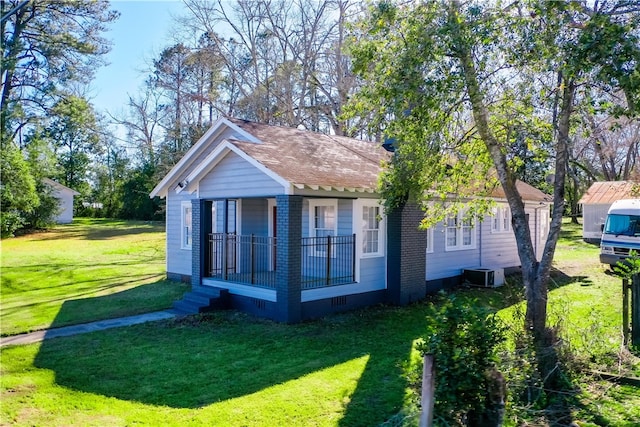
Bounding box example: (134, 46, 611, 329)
(0, 218, 189, 336)
(0, 219, 638, 426)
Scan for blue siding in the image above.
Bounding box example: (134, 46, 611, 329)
(166, 191, 197, 277)
(198, 152, 284, 198)
(242, 198, 269, 235)
(359, 257, 386, 288)
(425, 205, 549, 281)
(337, 199, 353, 235)
(426, 222, 480, 280)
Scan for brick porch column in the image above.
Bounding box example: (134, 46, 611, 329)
(386, 202, 427, 305)
(275, 195, 303, 323)
(191, 199, 206, 286)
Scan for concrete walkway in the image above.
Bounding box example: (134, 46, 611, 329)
(0, 310, 176, 347)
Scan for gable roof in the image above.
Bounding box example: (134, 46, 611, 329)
(150, 116, 551, 203)
(43, 178, 80, 196)
(489, 180, 552, 203)
(225, 118, 388, 191)
(151, 117, 389, 198)
(579, 181, 640, 205)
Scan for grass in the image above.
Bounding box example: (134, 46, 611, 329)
(0, 218, 189, 336)
(0, 218, 639, 426)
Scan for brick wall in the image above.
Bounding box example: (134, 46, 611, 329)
(386, 202, 427, 305)
(275, 195, 303, 323)
(191, 199, 202, 286)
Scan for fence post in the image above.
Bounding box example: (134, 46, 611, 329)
(326, 235, 332, 287)
(352, 233, 356, 282)
(222, 233, 228, 280)
(632, 274, 640, 348)
(250, 234, 255, 284)
(420, 354, 435, 427)
(623, 278, 630, 346)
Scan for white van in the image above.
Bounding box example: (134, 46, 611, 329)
(600, 199, 640, 265)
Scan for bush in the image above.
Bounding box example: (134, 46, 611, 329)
(415, 294, 507, 426)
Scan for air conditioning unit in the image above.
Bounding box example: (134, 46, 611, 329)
(463, 268, 504, 288)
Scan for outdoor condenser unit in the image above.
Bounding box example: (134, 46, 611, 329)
(463, 268, 505, 288)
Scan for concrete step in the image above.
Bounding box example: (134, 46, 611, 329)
(172, 287, 230, 316)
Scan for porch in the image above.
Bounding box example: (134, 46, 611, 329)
(207, 233, 356, 290)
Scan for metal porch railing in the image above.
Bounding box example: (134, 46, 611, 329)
(207, 233, 356, 290)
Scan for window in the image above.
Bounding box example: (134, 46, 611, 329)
(491, 204, 511, 233)
(426, 227, 434, 254)
(181, 201, 193, 249)
(314, 205, 335, 237)
(445, 210, 476, 251)
(362, 205, 382, 256)
(309, 200, 337, 256)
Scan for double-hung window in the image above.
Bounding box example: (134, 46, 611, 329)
(361, 204, 383, 256)
(309, 199, 337, 255)
(491, 204, 511, 233)
(181, 201, 193, 249)
(445, 210, 476, 251)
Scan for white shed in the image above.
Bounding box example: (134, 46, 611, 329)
(43, 178, 80, 224)
(579, 181, 639, 243)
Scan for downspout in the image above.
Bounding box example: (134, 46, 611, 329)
(479, 218, 483, 267)
(533, 205, 540, 259)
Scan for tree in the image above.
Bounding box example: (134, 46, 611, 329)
(1, 0, 118, 138)
(114, 78, 168, 168)
(47, 95, 101, 195)
(179, 0, 363, 134)
(349, 0, 640, 389)
(1, 0, 117, 233)
(0, 139, 38, 236)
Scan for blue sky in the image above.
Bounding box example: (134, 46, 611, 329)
(90, 1, 187, 118)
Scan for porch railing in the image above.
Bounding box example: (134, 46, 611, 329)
(209, 233, 277, 288)
(207, 233, 356, 290)
(301, 234, 356, 289)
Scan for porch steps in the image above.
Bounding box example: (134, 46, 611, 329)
(172, 286, 230, 316)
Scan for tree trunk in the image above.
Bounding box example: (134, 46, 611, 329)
(449, 1, 575, 390)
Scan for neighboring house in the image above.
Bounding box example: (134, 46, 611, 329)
(579, 181, 639, 244)
(43, 178, 80, 224)
(151, 117, 552, 323)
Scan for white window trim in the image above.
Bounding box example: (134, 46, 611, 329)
(181, 201, 193, 250)
(358, 201, 385, 258)
(491, 204, 511, 233)
(444, 210, 477, 251)
(426, 227, 434, 254)
(308, 199, 338, 257)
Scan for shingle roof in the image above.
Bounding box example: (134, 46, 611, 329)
(151, 116, 552, 202)
(227, 118, 389, 191)
(489, 180, 553, 203)
(579, 181, 640, 205)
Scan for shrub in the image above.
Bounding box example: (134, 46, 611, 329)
(415, 294, 507, 426)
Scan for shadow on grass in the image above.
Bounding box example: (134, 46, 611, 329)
(45, 279, 189, 330)
(33, 224, 164, 241)
(33, 305, 426, 422)
(31, 279, 623, 424)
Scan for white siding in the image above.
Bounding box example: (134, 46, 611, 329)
(166, 192, 197, 276)
(582, 204, 609, 240)
(479, 217, 520, 269)
(426, 204, 551, 281)
(426, 222, 481, 280)
(198, 152, 285, 198)
(55, 189, 75, 223)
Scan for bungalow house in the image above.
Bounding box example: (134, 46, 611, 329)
(150, 117, 552, 323)
(43, 178, 80, 224)
(579, 181, 639, 244)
